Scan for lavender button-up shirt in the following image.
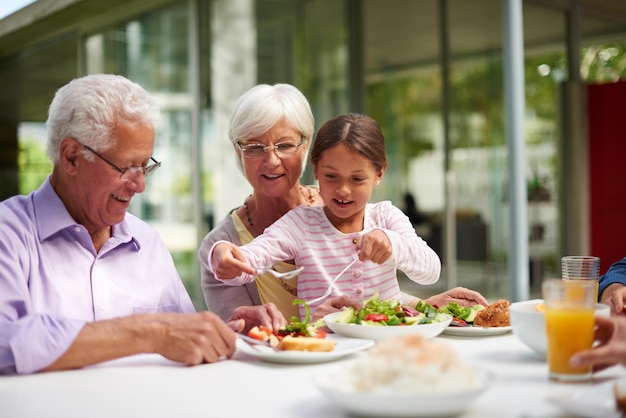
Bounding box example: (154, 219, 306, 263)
(0, 177, 195, 375)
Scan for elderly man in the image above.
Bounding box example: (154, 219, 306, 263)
(0, 74, 284, 375)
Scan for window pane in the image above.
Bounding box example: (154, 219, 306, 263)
(85, 3, 201, 306)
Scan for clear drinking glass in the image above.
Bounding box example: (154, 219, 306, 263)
(561, 256, 600, 302)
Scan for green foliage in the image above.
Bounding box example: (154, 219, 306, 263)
(18, 139, 52, 194)
(449, 57, 505, 149)
(171, 250, 204, 310)
(581, 43, 626, 82)
(367, 75, 440, 175)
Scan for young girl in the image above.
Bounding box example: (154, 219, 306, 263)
(209, 113, 441, 318)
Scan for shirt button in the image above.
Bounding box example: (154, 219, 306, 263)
(355, 272, 361, 278)
(356, 289, 362, 295)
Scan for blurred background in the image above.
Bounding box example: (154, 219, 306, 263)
(0, 0, 624, 309)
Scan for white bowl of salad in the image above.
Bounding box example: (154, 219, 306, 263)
(324, 295, 452, 341)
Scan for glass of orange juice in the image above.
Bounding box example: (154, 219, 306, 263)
(542, 279, 596, 382)
(561, 256, 600, 302)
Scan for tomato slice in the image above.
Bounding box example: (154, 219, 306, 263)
(364, 313, 389, 322)
(450, 318, 468, 327)
(311, 330, 327, 339)
(248, 325, 273, 341)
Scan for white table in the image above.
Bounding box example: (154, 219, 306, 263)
(1, 331, 624, 418)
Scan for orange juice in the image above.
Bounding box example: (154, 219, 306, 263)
(562, 279, 599, 303)
(543, 278, 596, 382)
(545, 306, 595, 380)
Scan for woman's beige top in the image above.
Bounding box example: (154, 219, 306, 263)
(232, 211, 300, 319)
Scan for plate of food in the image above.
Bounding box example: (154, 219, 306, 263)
(314, 335, 490, 417)
(323, 294, 452, 341)
(437, 299, 512, 336)
(550, 377, 625, 418)
(441, 325, 512, 336)
(237, 333, 375, 364)
(237, 298, 375, 364)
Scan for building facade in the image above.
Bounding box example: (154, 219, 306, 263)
(1, 0, 625, 308)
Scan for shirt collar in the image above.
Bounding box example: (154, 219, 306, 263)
(33, 177, 139, 249)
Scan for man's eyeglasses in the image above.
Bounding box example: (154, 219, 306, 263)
(236, 136, 305, 159)
(81, 144, 161, 182)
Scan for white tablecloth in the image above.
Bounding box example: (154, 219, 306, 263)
(1, 331, 624, 418)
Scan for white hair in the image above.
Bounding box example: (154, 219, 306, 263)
(228, 83, 314, 144)
(46, 74, 161, 162)
(228, 83, 314, 173)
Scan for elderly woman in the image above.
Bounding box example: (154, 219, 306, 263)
(198, 83, 488, 328)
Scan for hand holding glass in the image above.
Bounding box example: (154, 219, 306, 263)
(543, 279, 596, 382)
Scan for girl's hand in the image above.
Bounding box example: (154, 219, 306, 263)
(355, 229, 392, 264)
(210, 242, 256, 280)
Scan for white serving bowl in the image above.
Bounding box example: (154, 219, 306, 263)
(314, 359, 490, 417)
(323, 311, 452, 341)
(510, 299, 610, 359)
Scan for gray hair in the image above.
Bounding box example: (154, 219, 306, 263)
(46, 74, 161, 163)
(228, 83, 314, 144)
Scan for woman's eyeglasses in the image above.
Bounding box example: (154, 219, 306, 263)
(81, 143, 161, 182)
(236, 136, 305, 159)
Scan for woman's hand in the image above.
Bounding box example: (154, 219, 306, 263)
(227, 303, 287, 334)
(311, 295, 362, 322)
(424, 287, 489, 308)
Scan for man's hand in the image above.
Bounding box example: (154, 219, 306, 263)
(43, 311, 239, 372)
(227, 303, 287, 334)
(600, 283, 626, 316)
(424, 287, 489, 308)
(570, 315, 626, 372)
(151, 311, 238, 365)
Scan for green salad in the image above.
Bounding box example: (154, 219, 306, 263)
(415, 300, 485, 326)
(332, 294, 449, 326)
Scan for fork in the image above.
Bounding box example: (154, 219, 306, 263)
(256, 266, 304, 280)
(307, 256, 359, 305)
(238, 334, 278, 351)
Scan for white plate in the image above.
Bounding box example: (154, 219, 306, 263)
(442, 325, 512, 336)
(236, 334, 375, 364)
(324, 311, 451, 341)
(551, 378, 624, 418)
(315, 366, 490, 417)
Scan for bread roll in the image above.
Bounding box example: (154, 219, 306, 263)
(473, 299, 511, 327)
(277, 335, 336, 352)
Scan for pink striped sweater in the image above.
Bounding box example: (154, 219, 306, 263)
(211, 201, 441, 318)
